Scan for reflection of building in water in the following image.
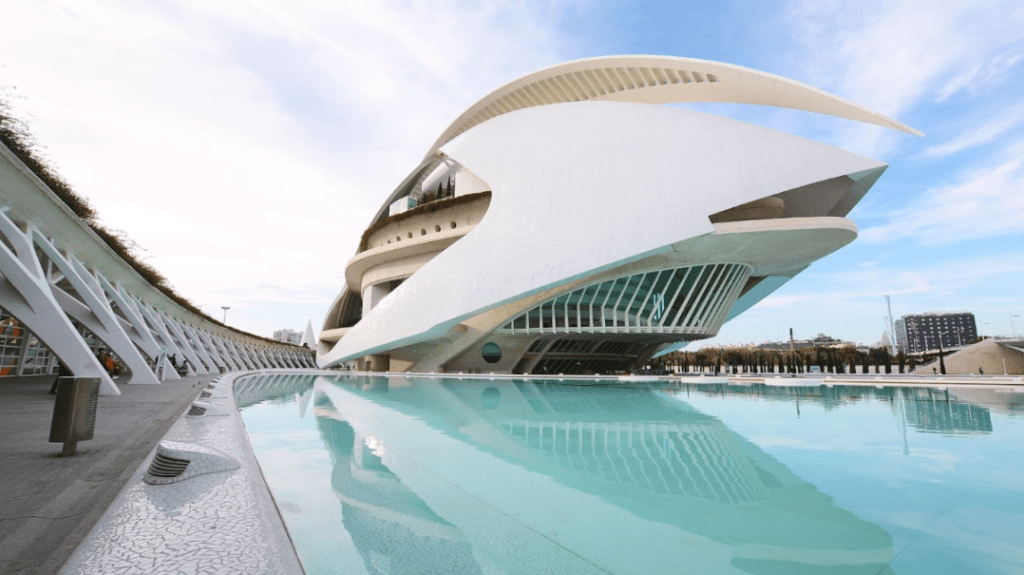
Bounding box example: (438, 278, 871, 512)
(234, 373, 315, 409)
(902, 393, 993, 434)
(496, 383, 769, 503)
(312, 376, 895, 575)
(681, 382, 999, 434)
(315, 395, 484, 575)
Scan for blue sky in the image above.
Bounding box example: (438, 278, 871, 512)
(1, 0, 1022, 346)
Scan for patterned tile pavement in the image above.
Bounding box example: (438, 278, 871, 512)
(57, 372, 306, 575)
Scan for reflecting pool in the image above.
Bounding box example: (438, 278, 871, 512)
(236, 375, 1024, 575)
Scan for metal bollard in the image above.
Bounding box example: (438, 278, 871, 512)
(49, 377, 100, 456)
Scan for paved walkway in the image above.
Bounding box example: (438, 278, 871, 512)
(0, 374, 214, 575)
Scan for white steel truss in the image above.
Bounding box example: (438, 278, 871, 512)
(0, 204, 315, 391)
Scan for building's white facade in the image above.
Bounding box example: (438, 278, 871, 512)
(319, 55, 918, 374)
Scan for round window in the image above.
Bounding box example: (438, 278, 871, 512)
(481, 387, 501, 409)
(481, 342, 501, 364)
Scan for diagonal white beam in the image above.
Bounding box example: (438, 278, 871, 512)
(96, 273, 162, 359)
(178, 322, 218, 374)
(156, 309, 210, 375)
(264, 348, 283, 369)
(129, 298, 182, 381)
(0, 211, 118, 394)
(230, 340, 257, 370)
(32, 233, 159, 385)
(194, 328, 229, 371)
(254, 347, 273, 369)
(209, 332, 242, 371)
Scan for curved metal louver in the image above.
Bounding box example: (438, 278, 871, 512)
(438, 65, 721, 148)
(143, 441, 240, 485)
(500, 263, 752, 337)
(146, 453, 190, 479)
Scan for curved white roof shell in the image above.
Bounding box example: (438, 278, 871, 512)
(427, 55, 921, 156)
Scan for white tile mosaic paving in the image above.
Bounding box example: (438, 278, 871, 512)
(58, 371, 310, 575)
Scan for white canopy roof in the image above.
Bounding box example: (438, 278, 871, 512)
(427, 55, 921, 156)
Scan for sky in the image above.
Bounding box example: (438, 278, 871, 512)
(1, 0, 1022, 347)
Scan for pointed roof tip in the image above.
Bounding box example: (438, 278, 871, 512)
(300, 319, 317, 348)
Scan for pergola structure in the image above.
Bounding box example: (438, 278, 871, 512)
(0, 142, 315, 395)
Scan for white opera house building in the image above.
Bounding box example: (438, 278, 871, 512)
(318, 55, 919, 374)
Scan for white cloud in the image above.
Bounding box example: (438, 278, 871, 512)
(862, 141, 1024, 245)
(0, 0, 584, 336)
(919, 105, 1024, 157)
(762, 253, 1024, 312)
(783, 0, 1024, 156)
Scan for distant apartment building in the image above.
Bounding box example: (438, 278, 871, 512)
(273, 329, 302, 345)
(895, 312, 977, 353)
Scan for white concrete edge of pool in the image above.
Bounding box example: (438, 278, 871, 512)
(56, 369, 1024, 575)
(57, 369, 330, 575)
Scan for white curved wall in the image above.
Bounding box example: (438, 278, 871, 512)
(321, 101, 885, 366)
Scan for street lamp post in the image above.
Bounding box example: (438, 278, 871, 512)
(221, 306, 230, 323)
(937, 330, 947, 375)
(1011, 314, 1020, 339)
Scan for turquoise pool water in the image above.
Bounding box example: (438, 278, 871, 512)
(236, 375, 1024, 575)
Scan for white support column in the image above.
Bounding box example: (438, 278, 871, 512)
(244, 344, 264, 369)
(97, 274, 162, 360)
(130, 299, 182, 381)
(157, 309, 210, 375)
(229, 339, 257, 370)
(0, 211, 118, 395)
(247, 343, 264, 366)
(179, 323, 218, 374)
(264, 348, 283, 369)
(32, 233, 160, 385)
(194, 328, 229, 371)
(256, 347, 275, 369)
(256, 347, 272, 369)
(240, 343, 259, 369)
(210, 333, 242, 371)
